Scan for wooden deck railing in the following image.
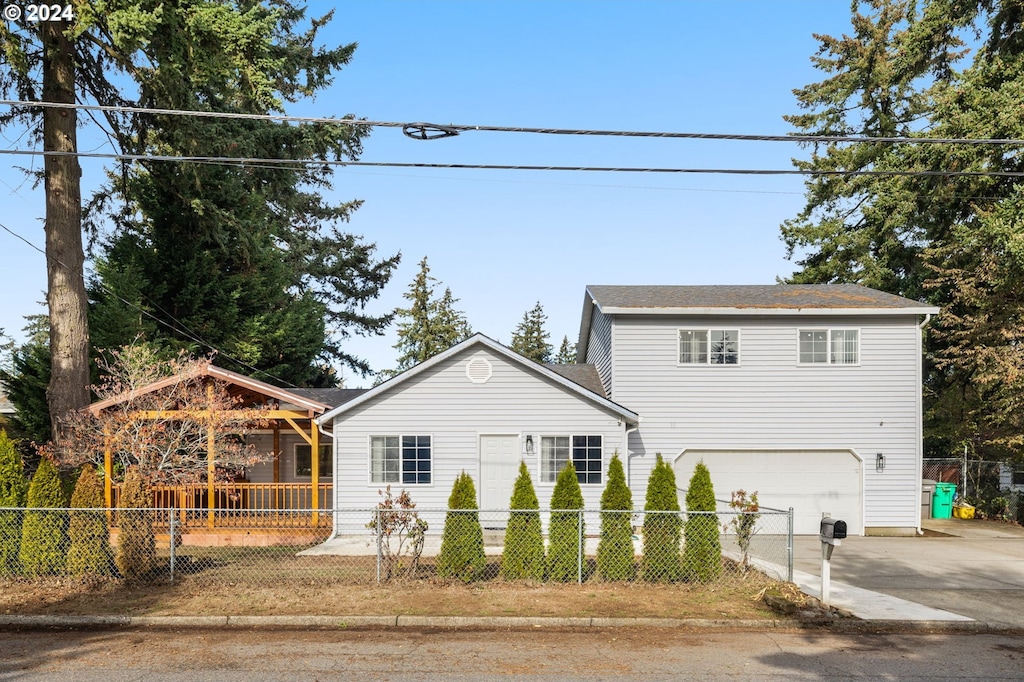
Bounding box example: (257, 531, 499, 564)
(110, 482, 334, 529)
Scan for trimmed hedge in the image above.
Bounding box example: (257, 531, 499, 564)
(19, 457, 68, 576)
(68, 466, 114, 577)
(0, 429, 26, 576)
(683, 460, 722, 582)
(115, 467, 157, 582)
(436, 472, 486, 582)
(500, 461, 544, 580)
(546, 462, 584, 582)
(597, 452, 635, 581)
(641, 454, 683, 582)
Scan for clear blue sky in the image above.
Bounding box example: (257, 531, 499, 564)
(0, 1, 858, 388)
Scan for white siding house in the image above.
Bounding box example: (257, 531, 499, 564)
(577, 284, 938, 536)
(318, 335, 638, 533)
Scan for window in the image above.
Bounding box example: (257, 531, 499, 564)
(370, 435, 431, 484)
(799, 329, 859, 365)
(541, 435, 603, 484)
(679, 329, 739, 365)
(295, 443, 333, 478)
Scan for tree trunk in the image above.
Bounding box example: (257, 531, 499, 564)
(41, 22, 89, 441)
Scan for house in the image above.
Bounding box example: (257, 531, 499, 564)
(319, 284, 938, 536)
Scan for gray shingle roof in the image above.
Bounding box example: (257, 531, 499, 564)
(288, 387, 368, 409)
(544, 363, 606, 398)
(587, 284, 932, 310)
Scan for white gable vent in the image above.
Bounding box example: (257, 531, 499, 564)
(466, 357, 493, 384)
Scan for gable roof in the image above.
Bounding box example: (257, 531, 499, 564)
(545, 363, 607, 398)
(318, 333, 638, 425)
(586, 284, 938, 313)
(87, 364, 331, 417)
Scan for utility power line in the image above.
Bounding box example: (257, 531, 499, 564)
(3, 148, 1024, 178)
(4, 99, 1024, 146)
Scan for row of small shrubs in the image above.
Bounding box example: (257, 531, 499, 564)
(0, 429, 155, 581)
(431, 451, 724, 583)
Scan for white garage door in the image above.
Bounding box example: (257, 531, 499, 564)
(673, 450, 863, 535)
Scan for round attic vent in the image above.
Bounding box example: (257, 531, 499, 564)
(466, 357, 492, 384)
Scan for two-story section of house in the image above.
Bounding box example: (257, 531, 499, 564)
(578, 284, 939, 536)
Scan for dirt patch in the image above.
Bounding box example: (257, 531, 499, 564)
(1, 574, 785, 621)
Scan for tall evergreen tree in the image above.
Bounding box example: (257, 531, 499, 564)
(546, 461, 585, 582)
(553, 336, 578, 365)
(683, 461, 721, 582)
(383, 257, 472, 380)
(597, 453, 635, 581)
(510, 302, 552, 363)
(500, 462, 545, 581)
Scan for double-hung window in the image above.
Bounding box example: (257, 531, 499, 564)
(799, 329, 859, 365)
(295, 443, 333, 478)
(370, 435, 431, 484)
(541, 435, 603, 485)
(679, 329, 739, 365)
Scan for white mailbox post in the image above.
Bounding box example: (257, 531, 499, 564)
(818, 516, 847, 606)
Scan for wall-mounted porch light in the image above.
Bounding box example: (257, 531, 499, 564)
(524, 434, 535, 455)
(876, 452, 885, 472)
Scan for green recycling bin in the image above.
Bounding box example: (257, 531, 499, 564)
(932, 482, 956, 519)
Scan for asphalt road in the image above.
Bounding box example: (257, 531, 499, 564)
(2, 627, 1023, 681)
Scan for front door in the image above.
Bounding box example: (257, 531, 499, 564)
(479, 435, 520, 514)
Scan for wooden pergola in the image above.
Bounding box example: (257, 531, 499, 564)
(87, 364, 332, 529)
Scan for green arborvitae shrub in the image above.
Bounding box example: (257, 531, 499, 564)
(683, 460, 722, 582)
(641, 454, 683, 582)
(115, 467, 157, 582)
(19, 457, 68, 576)
(68, 466, 114, 577)
(546, 461, 585, 582)
(500, 461, 545, 580)
(436, 472, 486, 582)
(0, 429, 27, 576)
(597, 452, 635, 581)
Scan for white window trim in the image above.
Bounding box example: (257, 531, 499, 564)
(537, 434, 604, 486)
(293, 442, 333, 479)
(796, 328, 862, 366)
(366, 434, 434, 486)
(676, 328, 742, 367)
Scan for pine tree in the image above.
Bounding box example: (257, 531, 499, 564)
(510, 302, 552, 363)
(383, 257, 472, 381)
(553, 336, 577, 365)
(0, 429, 27, 576)
(546, 462, 585, 582)
(67, 466, 114, 577)
(597, 453, 635, 581)
(500, 462, 544, 580)
(115, 467, 157, 582)
(19, 457, 67, 576)
(641, 454, 683, 582)
(436, 472, 486, 582)
(683, 461, 722, 582)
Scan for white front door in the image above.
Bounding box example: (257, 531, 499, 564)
(479, 434, 520, 512)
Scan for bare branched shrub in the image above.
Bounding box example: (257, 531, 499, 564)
(366, 486, 427, 580)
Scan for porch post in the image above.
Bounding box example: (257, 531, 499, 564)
(103, 428, 112, 512)
(311, 417, 320, 527)
(207, 384, 216, 529)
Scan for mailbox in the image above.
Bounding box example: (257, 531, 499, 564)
(820, 517, 847, 540)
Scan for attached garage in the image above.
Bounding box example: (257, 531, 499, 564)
(673, 450, 864, 535)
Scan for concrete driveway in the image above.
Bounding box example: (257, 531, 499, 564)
(792, 518, 1024, 629)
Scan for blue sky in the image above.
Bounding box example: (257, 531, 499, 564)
(0, 1, 858, 387)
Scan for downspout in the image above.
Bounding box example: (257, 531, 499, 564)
(624, 423, 640, 488)
(314, 416, 338, 541)
(916, 313, 932, 536)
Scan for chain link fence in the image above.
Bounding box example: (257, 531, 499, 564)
(0, 506, 792, 588)
(923, 458, 1024, 523)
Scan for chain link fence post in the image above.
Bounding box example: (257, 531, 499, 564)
(169, 507, 177, 583)
(787, 507, 794, 583)
(577, 509, 583, 584)
(375, 507, 382, 584)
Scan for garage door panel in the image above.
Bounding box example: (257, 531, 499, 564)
(674, 450, 862, 535)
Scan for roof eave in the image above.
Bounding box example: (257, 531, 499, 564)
(596, 306, 941, 316)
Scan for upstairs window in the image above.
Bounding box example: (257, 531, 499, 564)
(799, 329, 859, 365)
(679, 329, 739, 365)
